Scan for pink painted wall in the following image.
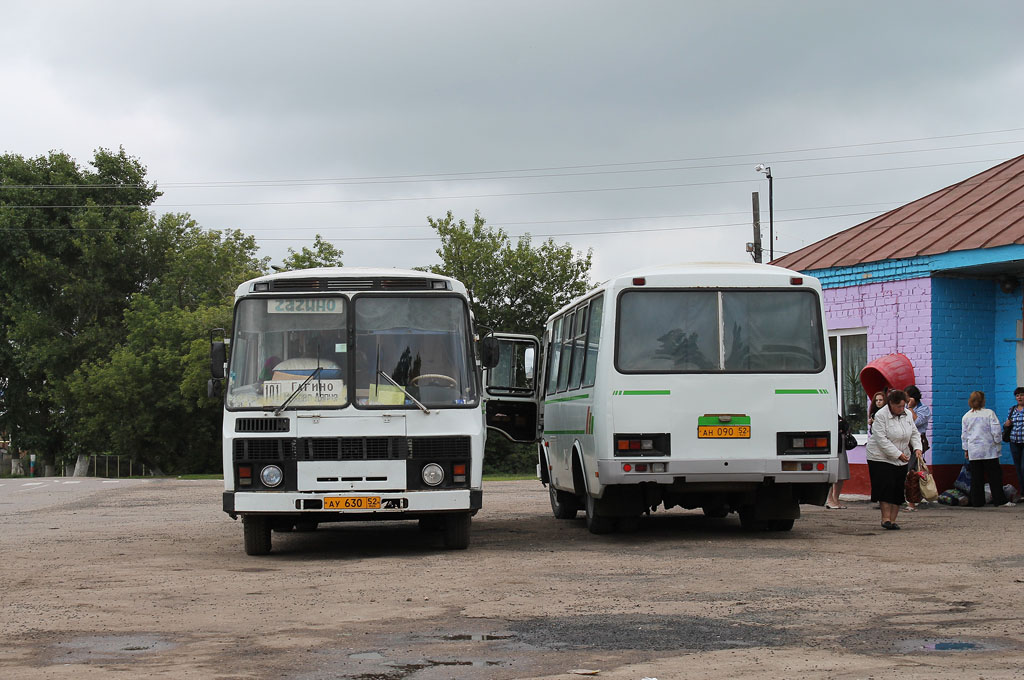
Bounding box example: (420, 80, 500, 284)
(824, 277, 932, 468)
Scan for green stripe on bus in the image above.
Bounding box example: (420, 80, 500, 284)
(612, 390, 672, 396)
(544, 394, 590, 404)
(544, 430, 587, 435)
(775, 389, 829, 394)
(697, 415, 751, 426)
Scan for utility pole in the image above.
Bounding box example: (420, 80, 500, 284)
(747, 191, 763, 263)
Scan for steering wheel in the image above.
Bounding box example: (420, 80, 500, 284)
(410, 373, 457, 388)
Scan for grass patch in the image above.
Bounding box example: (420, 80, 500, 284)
(177, 474, 223, 480)
(483, 474, 536, 482)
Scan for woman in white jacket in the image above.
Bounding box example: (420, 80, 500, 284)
(866, 390, 922, 530)
(962, 390, 1015, 508)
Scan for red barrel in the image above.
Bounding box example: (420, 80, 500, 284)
(859, 353, 916, 397)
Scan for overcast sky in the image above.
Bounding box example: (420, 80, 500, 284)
(3, 1, 1023, 283)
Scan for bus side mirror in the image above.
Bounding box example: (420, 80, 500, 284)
(210, 340, 226, 379)
(479, 336, 499, 369)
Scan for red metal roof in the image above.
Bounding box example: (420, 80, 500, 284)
(772, 154, 1024, 271)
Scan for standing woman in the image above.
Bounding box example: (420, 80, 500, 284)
(1003, 386, 1024, 493)
(962, 391, 1015, 507)
(866, 389, 921, 530)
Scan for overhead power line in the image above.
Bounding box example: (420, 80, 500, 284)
(0, 156, 1012, 209)
(2, 127, 1022, 190)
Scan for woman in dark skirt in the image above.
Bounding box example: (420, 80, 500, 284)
(865, 389, 922, 530)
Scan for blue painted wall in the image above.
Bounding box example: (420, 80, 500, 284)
(930, 278, 1014, 465)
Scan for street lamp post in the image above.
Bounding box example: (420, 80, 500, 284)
(755, 164, 773, 261)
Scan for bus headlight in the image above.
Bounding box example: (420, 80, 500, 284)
(260, 465, 284, 488)
(421, 463, 445, 487)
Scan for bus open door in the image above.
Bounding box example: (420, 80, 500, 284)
(480, 333, 541, 444)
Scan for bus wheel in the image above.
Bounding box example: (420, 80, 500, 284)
(243, 515, 272, 555)
(442, 512, 471, 549)
(549, 482, 580, 519)
(584, 494, 615, 535)
(418, 515, 444, 532)
(768, 518, 794, 531)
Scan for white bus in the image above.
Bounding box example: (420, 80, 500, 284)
(210, 267, 505, 555)
(484, 263, 838, 534)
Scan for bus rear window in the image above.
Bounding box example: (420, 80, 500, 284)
(615, 289, 824, 373)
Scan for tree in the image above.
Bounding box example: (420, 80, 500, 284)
(280, 234, 344, 270)
(64, 217, 267, 474)
(0, 148, 161, 469)
(424, 210, 592, 337)
(423, 211, 592, 473)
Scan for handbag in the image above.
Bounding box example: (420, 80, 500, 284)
(1003, 408, 1014, 443)
(919, 458, 939, 502)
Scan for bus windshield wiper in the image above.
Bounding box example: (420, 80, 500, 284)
(273, 366, 323, 416)
(377, 370, 431, 414)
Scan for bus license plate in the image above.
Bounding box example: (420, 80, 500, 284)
(698, 425, 750, 439)
(323, 496, 381, 510)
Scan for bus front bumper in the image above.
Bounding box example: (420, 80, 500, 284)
(224, 488, 481, 517)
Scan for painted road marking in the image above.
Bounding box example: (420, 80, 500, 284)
(62, 481, 82, 484)
(102, 480, 120, 483)
(22, 482, 45, 486)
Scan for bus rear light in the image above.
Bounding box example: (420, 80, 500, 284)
(632, 277, 646, 286)
(623, 463, 632, 472)
(614, 434, 670, 457)
(622, 462, 666, 473)
(782, 461, 826, 472)
(817, 462, 825, 471)
(777, 432, 830, 456)
(790, 277, 803, 285)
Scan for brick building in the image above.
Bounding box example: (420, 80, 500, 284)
(774, 154, 1024, 493)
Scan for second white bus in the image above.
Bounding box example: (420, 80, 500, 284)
(486, 262, 838, 533)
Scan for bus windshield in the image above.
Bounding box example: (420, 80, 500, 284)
(226, 297, 349, 410)
(616, 289, 825, 373)
(353, 296, 477, 408)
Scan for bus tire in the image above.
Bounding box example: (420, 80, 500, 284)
(442, 512, 471, 550)
(769, 518, 795, 531)
(418, 515, 444, 532)
(585, 493, 615, 535)
(243, 515, 272, 555)
(549, 482, 580, 519)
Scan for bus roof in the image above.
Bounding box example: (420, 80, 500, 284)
(234, 267, 468, 298)
(548, 262, 821, 322)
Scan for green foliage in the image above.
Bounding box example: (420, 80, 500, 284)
(424, 210, 592, 338)
(280, 234, 344, 270)
(423, 211, 592, 474)
(0, 149, 267, 471)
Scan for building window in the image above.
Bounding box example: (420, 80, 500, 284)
(829, 330, 868, 436)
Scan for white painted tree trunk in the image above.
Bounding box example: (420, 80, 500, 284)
(73, 454, 91, 477)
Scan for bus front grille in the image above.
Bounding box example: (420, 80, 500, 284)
(233, 438, 298, 461)
(407, 436, 471, 459)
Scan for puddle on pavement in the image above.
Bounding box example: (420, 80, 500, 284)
(50, 634, 177, 664)
(440, 633, 515, 641)
(896, 638, 1003, 653)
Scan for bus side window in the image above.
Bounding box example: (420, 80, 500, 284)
(568, 303, 588, 390)
(582, 294, 603, 387)
(547, 317, 562, 395)
(557, 311, 574, 392)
